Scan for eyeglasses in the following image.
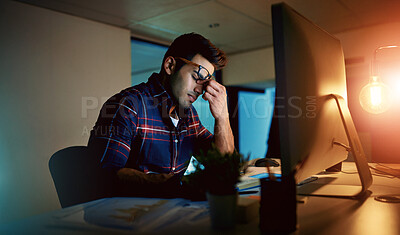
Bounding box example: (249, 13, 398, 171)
(176, 57, 215, 81)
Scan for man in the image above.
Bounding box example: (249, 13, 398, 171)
(88, 33, 234, 198)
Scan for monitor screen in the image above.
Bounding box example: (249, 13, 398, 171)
(269, 3, 353, 184)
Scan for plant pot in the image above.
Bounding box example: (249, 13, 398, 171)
(206, 192, 238, 230)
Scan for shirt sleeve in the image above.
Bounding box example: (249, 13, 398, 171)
(88, 93, 138, 171)
(190, 107, 214, 154)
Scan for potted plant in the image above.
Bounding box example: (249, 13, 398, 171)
(184, 144, 248, 229)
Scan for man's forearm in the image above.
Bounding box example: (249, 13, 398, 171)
(214, 117, 235, 154)
(115, 168, 180, 197)
(117, 168, 174, 185)
(199, 79, 235, 154)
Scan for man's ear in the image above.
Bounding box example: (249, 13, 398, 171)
(163, 56, 176, 75)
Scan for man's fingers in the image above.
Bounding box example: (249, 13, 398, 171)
(202, 92, 211, 102)
(197, 79, 223, 92)
(196, 79, 208, 85)
(209, 79, 227, 92)
(205, 84, 219, 97)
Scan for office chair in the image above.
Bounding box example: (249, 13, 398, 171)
(49, 146, 108, 208)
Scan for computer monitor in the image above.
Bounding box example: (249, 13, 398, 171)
(268, 3, 372, 197)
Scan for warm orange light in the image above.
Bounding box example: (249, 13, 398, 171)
(389, 74, 400, 101)
(359, 76, 392, 114)
(359, 45, 399, 114)
(370, 85, 382, 106)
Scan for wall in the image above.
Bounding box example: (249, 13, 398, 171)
(223, 47, 275, 87)
(223, 22, 400, 88)
(0, 1, 131, 223)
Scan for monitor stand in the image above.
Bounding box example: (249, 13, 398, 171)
(297, 94, 373, 198)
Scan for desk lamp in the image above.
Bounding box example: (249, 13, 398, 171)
(359, 46, 397, 114)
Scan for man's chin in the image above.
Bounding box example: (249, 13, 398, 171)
(177, 97, 193, 109)
(183, 103, 192, 109)
(181, 101, 192, 109)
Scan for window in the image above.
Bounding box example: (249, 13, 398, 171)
(238, 88, 275, 160)
(227, 87, 275, 160)
(131, 38, 167, 85)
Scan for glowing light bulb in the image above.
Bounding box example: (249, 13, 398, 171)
(359, 76, 392, 114)
(370, 85, 382, 106)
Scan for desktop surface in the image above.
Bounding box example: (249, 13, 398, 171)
(1, 162, 400, 235)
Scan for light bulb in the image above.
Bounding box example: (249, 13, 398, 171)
(359, 76, 393, 114)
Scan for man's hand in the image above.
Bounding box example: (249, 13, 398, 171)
(197, 79, 229, 121)
(197, 79, 234, 154)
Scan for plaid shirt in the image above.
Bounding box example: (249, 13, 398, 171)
(88, 73, 213, 176)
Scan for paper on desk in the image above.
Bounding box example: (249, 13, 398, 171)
(54, 197, 209, 232)
(237, 166, 282, 191)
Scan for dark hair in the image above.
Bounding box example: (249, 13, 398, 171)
(161, 33, 227, 72)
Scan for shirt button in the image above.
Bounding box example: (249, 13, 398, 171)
(172, 167, 176, 171)
(174, 139, 178, 143)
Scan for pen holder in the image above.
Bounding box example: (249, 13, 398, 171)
(259, 173, 297, 234)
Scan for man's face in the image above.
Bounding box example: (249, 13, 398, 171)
(169, 54, 215, 109)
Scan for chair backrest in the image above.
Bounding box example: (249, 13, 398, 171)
(49, 146, 107, 208)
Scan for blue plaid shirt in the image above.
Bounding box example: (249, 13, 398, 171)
(88, 73, 213, 176)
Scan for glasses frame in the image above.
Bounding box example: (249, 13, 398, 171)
(175, 57, 215, 81)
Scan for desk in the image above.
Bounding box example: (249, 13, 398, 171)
(1, 162, 400, 234)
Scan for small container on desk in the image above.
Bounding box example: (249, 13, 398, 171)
(259, 172, 297, 234)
